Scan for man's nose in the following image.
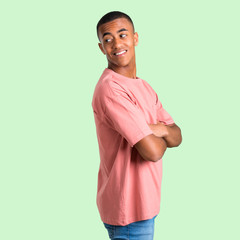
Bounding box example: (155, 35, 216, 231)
(112, 38, 122, 49)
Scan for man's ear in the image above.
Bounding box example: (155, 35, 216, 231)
(134, 32, 139, 46)
(98, 43, 106, 55)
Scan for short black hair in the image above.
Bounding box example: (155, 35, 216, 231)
(96, 11, 135, 41)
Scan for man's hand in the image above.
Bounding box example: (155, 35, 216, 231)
(149, 121, 168, 138)
(149, 122, 182, 148)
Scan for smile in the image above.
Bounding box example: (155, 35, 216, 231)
(114, 50, 127, 56)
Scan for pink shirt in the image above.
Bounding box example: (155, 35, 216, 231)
(92, 68, 174, 226)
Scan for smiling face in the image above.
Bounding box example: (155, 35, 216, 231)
(98, 18, 139, 71)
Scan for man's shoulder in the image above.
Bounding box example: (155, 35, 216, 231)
(92, 71, 130, 115)
(95, 72, 128, 100)
(94, 76, 116, 98)
(140, 77, 155, 90)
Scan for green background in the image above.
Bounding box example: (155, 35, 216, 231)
(1, 0, 239, 239)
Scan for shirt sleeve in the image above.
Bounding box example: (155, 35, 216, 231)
(102, 88, 153, 147)
(156, 93, 175, 125)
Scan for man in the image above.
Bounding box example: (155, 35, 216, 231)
(92, 11, 182, 240)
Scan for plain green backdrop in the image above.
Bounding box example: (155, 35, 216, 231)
(0, 0, 239, 239)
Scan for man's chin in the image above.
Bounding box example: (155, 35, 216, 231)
(108, 61, 130, 69)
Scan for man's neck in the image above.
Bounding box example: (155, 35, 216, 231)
(108, 65, 137, 79)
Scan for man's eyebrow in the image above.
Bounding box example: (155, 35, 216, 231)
(117, 28, 128, 33)
(102, 32, 111, 38)
(102, 28, 128, 38)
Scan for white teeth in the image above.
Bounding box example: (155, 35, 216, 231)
(115, 50, 126, 55)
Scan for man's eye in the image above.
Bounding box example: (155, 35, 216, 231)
(105, 39, 111, 43)
(120, 34, 127, 38)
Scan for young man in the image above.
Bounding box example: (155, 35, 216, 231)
(92, 11, 182, 240)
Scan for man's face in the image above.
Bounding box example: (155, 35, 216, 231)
(98, 18, 139, 69)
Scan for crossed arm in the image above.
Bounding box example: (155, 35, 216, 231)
(134, 122, 182, 162)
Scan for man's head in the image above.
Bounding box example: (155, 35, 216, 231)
(96, 11, 139, 71)
(96, 11, 135, 42)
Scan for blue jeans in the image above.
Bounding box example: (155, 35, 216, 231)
(103, 215, 157, 240)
